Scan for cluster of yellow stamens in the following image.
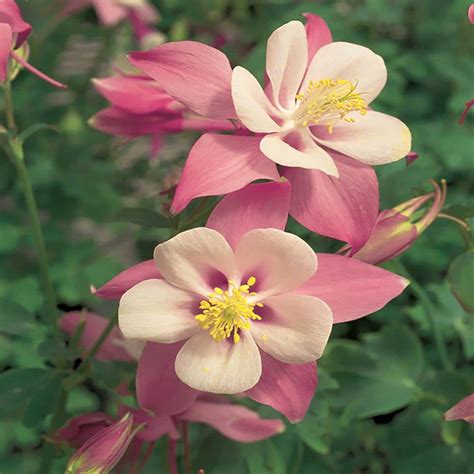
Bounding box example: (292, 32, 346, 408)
(195, 277, 263, 343)
(293, 79, 368, 133)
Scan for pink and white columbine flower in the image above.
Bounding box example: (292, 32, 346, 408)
(128, 14, 411, 252)
(90, 73, 234, 158)
(96, 181, 408, 421)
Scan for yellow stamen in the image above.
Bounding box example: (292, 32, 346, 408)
(195, 277, 262, 343)
(293, 79, 368, 133)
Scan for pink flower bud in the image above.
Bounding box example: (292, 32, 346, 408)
(66, 412, 138, 474)
(352, 181, 446, 265)
(59, 413, 114, 449)
(444, 393, 474, 424)
(469, 4, 474, 24)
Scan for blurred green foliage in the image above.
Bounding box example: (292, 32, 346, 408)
(0, 0, 473, 473)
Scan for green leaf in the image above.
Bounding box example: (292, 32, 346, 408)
(22, 372, 65, 427)
(246, 441, 286, 474)
(321, 324, 424, 420)
(0, 369, 50, 415)
(448, 251, 474, 313)
(0, 299, 39, 336)
(110, 208, 170, 228)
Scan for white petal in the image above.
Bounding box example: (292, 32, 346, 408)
(231, 66, 282, 133)
(175, 331, 262, 394)
(250, 294, 333, 364)
(315, 110, 412, 165)
(154, 228, 237, 295)
(301, 42, 387, 105)
(266, 21, 307, 110)
(119, 279, 200, 343)
(234, 228, 317, 299)
(260, 131, 339, 174)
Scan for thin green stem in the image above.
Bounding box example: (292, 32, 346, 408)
(3, 73, 16, 132)
(78, 315, 117, 370)
(395, 261, 452, 370)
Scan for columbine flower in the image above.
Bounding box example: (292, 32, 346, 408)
(469, 4, 474, 24)
(0, 0, 66, 87)
(348, 180, 446, 264)
(90, 73, 234, 158)
(444, 393, 474, 424)
(101, 181, 408, 421)
(128, 14, 410, 252)
(66, 412, 138, 474)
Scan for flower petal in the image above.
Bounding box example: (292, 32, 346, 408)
(444, 394, 474, 424)
(154, 228, 236, 295)
(250, 294, 332, 364)
(0, 24, 13, 82)
(232, 66, 282, 132)
(119, 279, 200, 343)
(91, 0, 128, 26)
(283, 151, 379, 253)
(179, 400, 284, 442)
(265, 21, 307, 110)
(260, 131, 338, 174)
(315, 110, 412, 165)
(171, 134, 279, 214)
(206, 180, 291, 250)
(128, 41, 236, 119)
(60, 311, 133, 362)
(0, 0, 31, 47)
(246, 352, 317, 422)
(175, 331, 262, 394)
(234, 229, 317, 298)
(302, 42, 387, 105)
(295, 253, 409, 323)
(303, 13, 332, 64)
(137, 342, 199, 416)
(93, 260, 161, 300)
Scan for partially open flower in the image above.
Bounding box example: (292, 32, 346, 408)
(444, 393, 474, 424)
(351, 181, 446, 264)
(66, 412, 138, 474)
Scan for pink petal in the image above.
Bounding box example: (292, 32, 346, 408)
(175, 331, 262, 394)
(59, 311, 134, 362)
(91, 0, 127, 26)
(128, 41, 236, 119)
(92, 75, 177, 115)
(154, 228, 236, 296)
(234, 229, 317, 299)
(179, 400, 284, 442)
(315, 110, 412, 165)
(265, 21, 307, 109)
(283, 151, 379, 253)
(231, 66, 282, 132)
(246, 352, 317, 423)
(444, 393, 474, 424)
(295, 253, 409, 323)
(0, 0, 31, 47)
(171, 134, 279, 214)
(303, 13, 332, 64)
(118, 279, 200, 343)
(302, 42, 387, 105)
(0, 24, 12, 82)
(93, 260, 160, 300)
(59, 412, 114, 449)
(134, 412, 179, 441)
(137, 342, 198, 416)
(469, 4, 474, 24)
(260, 130, 338, 174)
(250, 294, 332, 364)
(206, 180, 291, 250)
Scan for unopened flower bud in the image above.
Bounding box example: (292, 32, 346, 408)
(353, 180, 446, 265)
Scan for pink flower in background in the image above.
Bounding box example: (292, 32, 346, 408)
(0, 0, 65, 87)
(96, 181, 408, 421)
(128, 14, 411, 252)
(65, 412, 138, 474)
(90, 73, 234, 158)
(444, 393, 474, 424)
(62, 0, 159, 41)
(348, 181, 446, 265)
(469, 4, 474, 24)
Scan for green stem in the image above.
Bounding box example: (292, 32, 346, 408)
(395, 261, 452, 370)
(3, 74, 16, 132)
(78, 315, 117, 370)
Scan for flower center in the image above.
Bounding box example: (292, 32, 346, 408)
(195, 277, 263, 343)
(293, 79, 368, 133)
